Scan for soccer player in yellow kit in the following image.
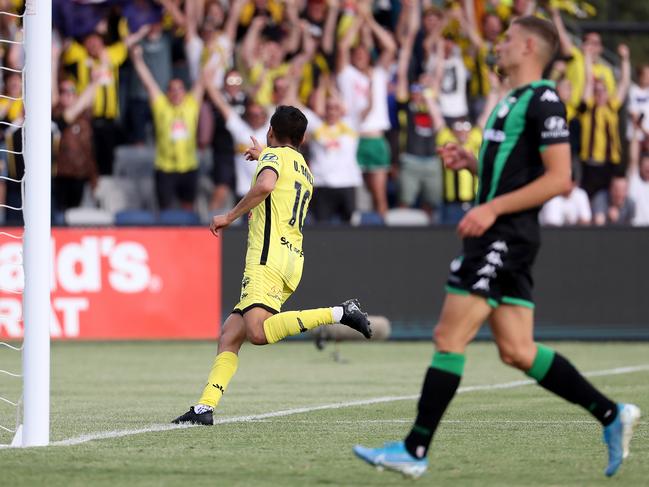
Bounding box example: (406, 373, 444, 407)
(173, 106, 372, 425)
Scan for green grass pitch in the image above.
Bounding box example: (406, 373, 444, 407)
(1, 341, 648, 486)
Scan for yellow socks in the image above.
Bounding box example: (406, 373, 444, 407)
(197, 351, 239, 408)
(197, 308, 338, 407)
(263, 308, 335, 344)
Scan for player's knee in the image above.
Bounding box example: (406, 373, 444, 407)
(219, 328, 245, 351)
(246, 326, 268, 346)
(498, 345, 534, 370)
(433, 324, 454, 350)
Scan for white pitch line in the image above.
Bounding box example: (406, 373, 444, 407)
(15, 363, 649, 448)
(244, 419, 647, 425)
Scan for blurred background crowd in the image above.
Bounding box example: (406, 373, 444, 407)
(0, 0, 648, 227)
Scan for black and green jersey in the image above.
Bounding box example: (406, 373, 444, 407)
(476, 79, 570, 241)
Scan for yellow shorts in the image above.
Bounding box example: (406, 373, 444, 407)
(232, 264, 295, 315)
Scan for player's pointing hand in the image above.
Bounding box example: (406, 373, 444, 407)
(245, 136, 263, 161)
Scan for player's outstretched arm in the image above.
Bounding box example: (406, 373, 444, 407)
(458, 143, 572, 238)
(210, 168, 278, 237)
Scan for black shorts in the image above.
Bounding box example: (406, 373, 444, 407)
(211, 130, 235, 189)
(310, 187, 356, 223)
(445, 236, 539, 309)
(155, 169, 198, 209)
(580, 162, 620, 198)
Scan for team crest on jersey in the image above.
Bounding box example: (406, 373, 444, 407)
(260, 153, 279, 163)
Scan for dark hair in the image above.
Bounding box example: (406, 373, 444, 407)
(270, 105, 308, 147)
(512, 16, 559, 64)
(636, 64, 649, 78)
(423, 6, 443, 18)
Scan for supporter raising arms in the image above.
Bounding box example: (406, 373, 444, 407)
(63, 29, 128, 176)
(578, 43, 630, 199)
(130, 44, 207, 211)
(394, 0, 445, 220)
(51, 45, 100, 212)
(205, 73, 270, 201)
(336, 0, 397, 217)
(241, 5, 302, 108)
(304, 77, 362, 223)
(184, 0, 244, 87)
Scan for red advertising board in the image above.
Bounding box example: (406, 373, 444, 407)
(0, 228, 221, 340)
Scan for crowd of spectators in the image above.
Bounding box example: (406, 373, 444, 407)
(0, 0, 648, 227)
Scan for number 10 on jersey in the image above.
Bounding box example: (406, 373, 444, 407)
(289, 181, 310, 231)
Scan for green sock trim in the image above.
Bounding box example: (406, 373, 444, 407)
(526, 344, 555, 381)
(412, 424, 431, 435)
(431, 351, 465, 377)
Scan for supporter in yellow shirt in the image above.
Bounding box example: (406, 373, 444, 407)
(550, 7, 615, 109)
(0, 72, 23, 123)
(63, 32, 128, 175)
(437, 120, 482, 224)
(130, 44, 206, 210)
(578, 44, 630, 198)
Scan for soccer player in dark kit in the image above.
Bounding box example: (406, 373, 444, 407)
(352, 16, 640, 479)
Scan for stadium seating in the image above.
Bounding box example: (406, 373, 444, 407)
(113, 145, 157, 211)
(114, 209, 156, 226)
(351, 211, 385, 226)
(384, 208, 430, 226)
(64, 207, 114, 226)
(157, 209, 201, 226)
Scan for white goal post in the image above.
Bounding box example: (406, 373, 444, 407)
(18, 0, 52, 447)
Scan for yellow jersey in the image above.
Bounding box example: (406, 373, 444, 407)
(249, 62, 290, 107)
(0, 98, 23, 122)
(565, 46, 617, 108)
(151, 94, 200, 173)
(437, 127, 482, 203)
(246, 146, 314, 291)
(579, 97, 622, 165)
(63, 41, 127, 119)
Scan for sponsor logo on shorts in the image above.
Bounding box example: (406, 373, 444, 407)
(472, 277, 491, 292)
(267, 286, 282, 302)
(477, 264, 497, 278)
(490, 240, 509, 253)
(450, 257, 463, 273)
(485, 251, 504, 267)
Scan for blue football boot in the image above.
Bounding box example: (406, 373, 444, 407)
(353, 441, 428, 479)
(602, 403, 641, 477)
